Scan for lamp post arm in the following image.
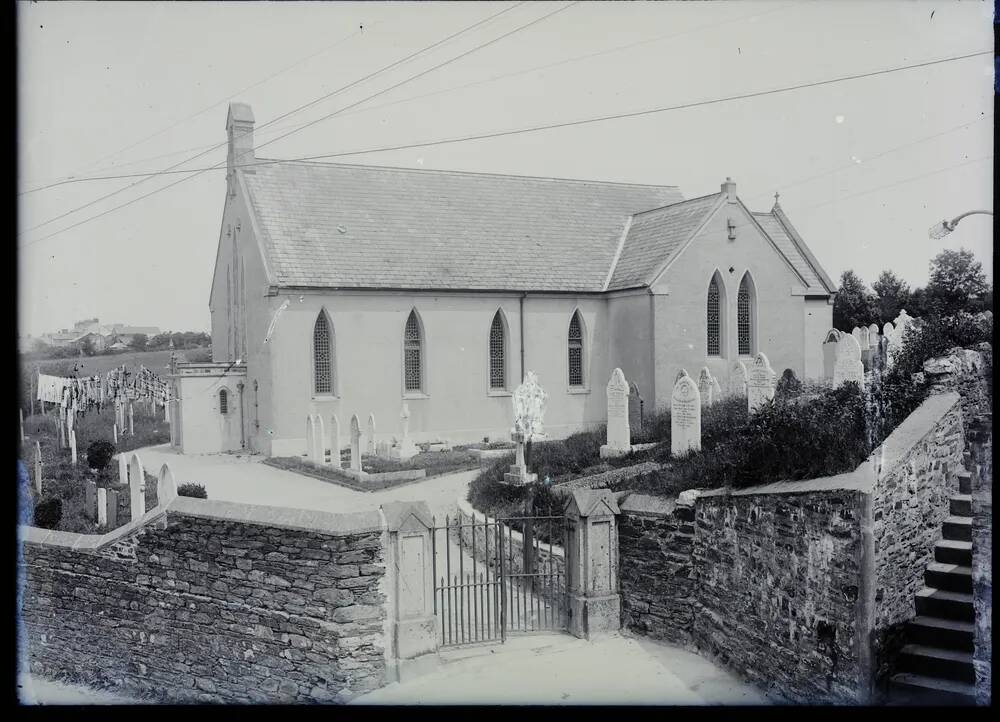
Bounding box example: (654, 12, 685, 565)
(947, 210, 993, 229)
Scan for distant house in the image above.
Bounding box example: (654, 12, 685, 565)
(108, 324, 160, 346)
(72, 332, 108, 353)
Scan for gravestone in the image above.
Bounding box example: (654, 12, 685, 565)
(729, 361, 748, 397)
(670, 372, 701, 456)
(711, 375, 723, 402)
(367, 414, 377, 456)
(833, 333, 865, 388)
(113, 423, 118, 445)
(390, 403, 418, 461)
(376, 440, 392, 459)
(119, 454, 128, 486)
(97, 487, 108, 527)
(350, 415, 362, 472)
(697, 367, 715, 407)
(868, 324, 880, 347)
(627, 383, 642, 437)
(129, 453, 146, 521)
(107, 489, 119, 528)
(504, 371, 546, 485)
(19, 408, 24, 443)
(776, 368, 802, 398)
(310, 414, 326, 466)
(599, 368, 631, 459)
(329, 414, 342, 468)
(851, 327, 864, 351)
(674, 369, 687, 385)
(128, 402, 134, 436)
(85, 481, 97, 522)
(70, 430, 77, 466)
(33, 441, 42, 494)
(58, 416, 66, 449)
(305, 415, 315, 460)
(747, 352, 776, 413)
(157, 463, 177, 505)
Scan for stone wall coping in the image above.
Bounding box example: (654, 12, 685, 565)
(457, 497, 565, 558)
(700, 392, 961, 499)
(20, 496, 382, 551)
(619, 493, 677, 516)
(380, 500, 434, 532)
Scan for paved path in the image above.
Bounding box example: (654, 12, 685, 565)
(352, 633, 770, 705)
(131, 444, 476, 520)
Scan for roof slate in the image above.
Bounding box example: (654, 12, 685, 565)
(606, 193, 722, 290)
(241, 161, 683, 292)
(751, 212, 826, 292)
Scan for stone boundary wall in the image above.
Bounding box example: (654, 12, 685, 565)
(617, 492, 696, 646)
(19, 497, 389, 704)
(618, 392, 965, 704)
(553, 461, 661, 494)
(454, 498, 566, 608)
(969, 424, 993, 705)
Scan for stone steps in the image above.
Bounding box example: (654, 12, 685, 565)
(942, 516, 972, 542)
(904, 615, 974, 652)
(956, 470, 972, 495)
(934, 539, 972, 566)
(924, 562, 973, 594)
(896, 644, 975, 684)
(949, 494, 972, 517)
(914, 588, 975, 622)
(888, 672, 977, 706)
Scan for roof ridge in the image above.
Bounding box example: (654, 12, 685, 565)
(630, 191, 722, 219)
(248, 157, 681, 190)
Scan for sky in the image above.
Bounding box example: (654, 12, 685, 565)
(17, 0, 994, 336)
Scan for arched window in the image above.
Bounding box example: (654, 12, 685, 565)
(489, 310, 507, 390)
(313, 312, 335, 394)
(568, 311, 584, 387)
(404, 310, 423, 392)
(738, 274, 755, 356)
(707, 277, 721, 356)
(219, 389, 229, 415)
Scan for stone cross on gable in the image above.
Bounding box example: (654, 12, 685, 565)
(511, 371, 547, 442)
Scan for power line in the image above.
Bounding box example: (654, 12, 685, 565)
(19, 1, 526, 227)
(24, 48, 991, 193)
(21, 2, 571, 248)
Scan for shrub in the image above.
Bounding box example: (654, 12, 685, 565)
(86, 440, 116, 472)
(34, 497, 63, 529)
(177, 483, 207, 499)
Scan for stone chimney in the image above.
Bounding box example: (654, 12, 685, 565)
(721, 177, 737, 202)
(226, 103, 255, 197)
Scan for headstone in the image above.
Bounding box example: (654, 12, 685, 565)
(883, 321, 894, 337)
(376, 440, 392, 459)
(58, 416, 66, 449)
(85, 481, 97, 521)
(868, 324, 880, 348)
(697, 367, 715, 407)
(350, 415, 362, 472)
(822, 329, 840, 380)
(157, 463, 177, 505)
(97, 487, 108, 527)
(747, 352, 776, 413)
(310, 414, 326, 466)
(70, 430, 77, 466)
(107, 489, 119, 528)
(119, 454, 129, 487)
(670, 372, 701, 456)
(305, 415, 315, 459)
(627, 383, 642, 437)
(711, 375, 723, 402)
(128, 453, 145, 521)
(113, 423, 118, 445)
(164, 401, 169, 423)
(504, 371, 547, 485)
(729, 361, 748, 397)
(851, 327, 864, 350)
(390, 403, 418, 461)
(367, 414, 377, 456)
(33, 441, 42, 494)
(833, 334, 865, 388)
(599, 368, 631, 459)
(329, 414, 342, 467)
(674, 369, 688, 386)
(128, 403, 134, 436)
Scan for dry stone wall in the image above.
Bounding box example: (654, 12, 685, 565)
(969, 424, 992, 705)
(20, 501, 388, 704)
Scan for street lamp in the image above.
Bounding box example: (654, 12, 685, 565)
(928, 210, 993, 240)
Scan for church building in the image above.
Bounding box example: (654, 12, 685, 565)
(168, 103, 835, 456)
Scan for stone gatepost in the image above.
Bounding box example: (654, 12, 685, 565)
(380, 500, 439, 683)
(564, 488, 622, 640)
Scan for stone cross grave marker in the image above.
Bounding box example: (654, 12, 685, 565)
(697, 367, 715, 407)
(330, 414, 342, 468)
(627, 383, 642, 436)
(600, 368, 631, 459)
(729, 360, 748, 397)
(671, 372, 701, 456)
(505, 371, 546, 485)
(350, 415, 362, 472)
(367, 414, 377, 456)
(391, 403, 418, 461)
(747, 352, 776, 413)
(70, 430, 77, 466)
(833, 334, 865, 388)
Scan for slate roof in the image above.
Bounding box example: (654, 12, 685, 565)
(237, 159, 833, 296)
(240, 160, 683, 292)
(606, 193, 723, 291)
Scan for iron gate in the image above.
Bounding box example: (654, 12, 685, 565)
(432, 513, 568, 647)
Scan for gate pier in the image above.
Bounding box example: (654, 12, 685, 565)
(565, 489, 622, 640)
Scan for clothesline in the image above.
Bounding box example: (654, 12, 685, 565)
(36, 364, 170, 415)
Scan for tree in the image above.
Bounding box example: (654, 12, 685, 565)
(871, 270, 911, 326)
(926, 248, 989, 315)
(833, 270, 877, 331)
(129, 333, 148, 351)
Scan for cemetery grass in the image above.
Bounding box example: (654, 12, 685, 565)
(19, 406, 168, 533)
(267, 448, 481, 490)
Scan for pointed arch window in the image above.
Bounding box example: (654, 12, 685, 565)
(707, 278, 721, 356)
(489, 311, 507, 390)
(738, 274, 755, 356)
(404, 310, 423, 392)
(313, 312, 335, 395)
(219, 389, 229, 415)
(568, 311, 584, 387)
